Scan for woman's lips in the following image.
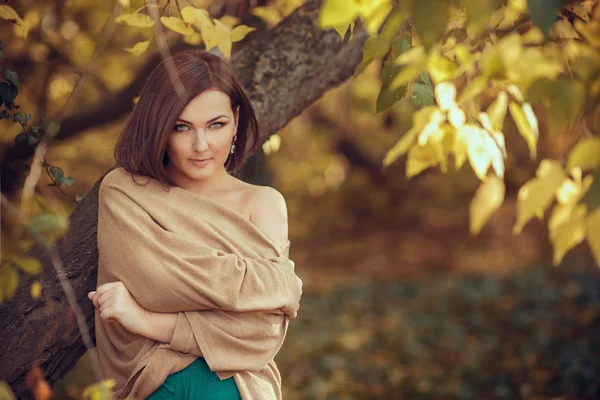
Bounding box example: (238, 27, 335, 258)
(190, 158, 211, 167)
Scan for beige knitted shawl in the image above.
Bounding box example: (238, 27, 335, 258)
(95, 167, 302, 399)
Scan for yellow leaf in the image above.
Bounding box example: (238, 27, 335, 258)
(16, 256, 41, 275)
(464, 0, 501, 37)
(213, 20, 233, 59)
(458, 76, 488, 104)
(358, 0, 393, 35)
(231, 25, 255, 42)
(181, 6, 198, 24)
(118, 0, 130, 7)
(262, 134, 282, 155)
(0, 5, 28, 37)
(551, 18, 580, 40)
(115, 13, 154, 28)
(160, 16, 195, 36)
(550, 204, 587, 265)
(251, 6, 282, 27)
(586, 208, 600, 267)
(435, 82, 457, 110)
(219, 15, 240, 29)
(0, 264, 19, 303)
(389, 65, 421, 91)
(514, 159, 566, 233)
(320, 0, 360, 29)
(470, 175, 505, 235)
(383, 107, 437, 168)
(193, 9, 216, 49)
(183, 33, 202, 45)
(486, 91, 508, 131)
(509, 101, 538, 159)
(30, 281, 42, 300)
(125, 40, 150, 56)
(406, 140, 445, 177)
(427, 49, 458, 84)
(566, 138, 600, 173)
(574, 19, 600, 48)
(0, 382, 15, 400)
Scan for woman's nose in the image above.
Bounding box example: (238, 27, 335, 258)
(193, 130, 209, 152)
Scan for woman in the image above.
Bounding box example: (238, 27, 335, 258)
(88, 50, 303, 400)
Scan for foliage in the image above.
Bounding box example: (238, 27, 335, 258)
(320, 0, 600, 267)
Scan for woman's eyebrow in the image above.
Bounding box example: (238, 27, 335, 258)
(176, 115, 230, 125)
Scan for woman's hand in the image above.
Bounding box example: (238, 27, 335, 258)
(88, 281, 148, 336)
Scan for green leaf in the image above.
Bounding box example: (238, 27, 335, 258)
(354, 34, 394, 78)
(411, 0, 448, 51)
(411, 74, 434, 108)
(30, 213, 63, 236)
(14, 132, 27, 143)
(528, 0, 565, 40)
(15, 256, 41, 275)
(0, 81, 18, 107)
(60, 176, 75, 188)
(27, 134, 39, 146)
(12, 111, 26, 123)
(0, 264, 19, 302)
(390, 33, 411, 58)
(4, 68, 18, 87)
(49, 166, 64, 181)
(377, 60, 408, 113)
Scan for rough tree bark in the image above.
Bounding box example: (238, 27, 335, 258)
(0, 0, 368, 397)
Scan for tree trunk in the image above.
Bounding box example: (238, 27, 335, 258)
(0, 1, 367, 397)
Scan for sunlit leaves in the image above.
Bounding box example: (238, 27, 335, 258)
(82, 379, 116, 400)
(527, 77, 585, 134)
(0, 381, 15, 400)
(231, 25, 256, 42)
(114, 12, 154, 28)
(567, 138, 600, 173)
(549, 203, 587, 264)
(514, 160, 566, 234)
(125, 40, 150, 56)
(464, 0, 501, 37)
(470, 175, 505, 235)
(320, 0, 392, 38)
(0, 5, 28, 37)
(509, 101, 538, 159)
(160, 16, 195, 36)
(30, 281, 42, 300)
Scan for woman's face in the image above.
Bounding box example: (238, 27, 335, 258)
(166, 89, 238, 182)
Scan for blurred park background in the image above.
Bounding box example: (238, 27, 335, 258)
(2, 0, 600, 399)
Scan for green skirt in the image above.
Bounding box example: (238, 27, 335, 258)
(146, 358, 241, 400)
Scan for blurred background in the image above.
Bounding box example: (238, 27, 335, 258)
(2, 0, 600, 399)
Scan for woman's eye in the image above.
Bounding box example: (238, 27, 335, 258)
(209, 122, 225, 129)
(174, 124, 189, 132)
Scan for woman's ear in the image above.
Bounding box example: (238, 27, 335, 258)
(234, 108, 240, 132)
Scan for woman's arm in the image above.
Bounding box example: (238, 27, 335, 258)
(98, 180, 302, 317)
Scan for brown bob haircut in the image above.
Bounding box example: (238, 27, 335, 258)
(114, 50, 260, 187)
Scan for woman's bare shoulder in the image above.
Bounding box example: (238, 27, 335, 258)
(242, 183, 288, 244)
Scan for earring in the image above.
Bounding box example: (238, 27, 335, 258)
(230, 135, 237, 154)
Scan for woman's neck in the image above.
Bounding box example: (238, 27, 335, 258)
(166, 164, 233, 197)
